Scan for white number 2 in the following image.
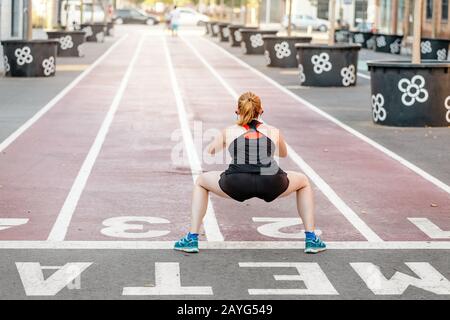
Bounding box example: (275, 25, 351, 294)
(252, 217, 322, 239)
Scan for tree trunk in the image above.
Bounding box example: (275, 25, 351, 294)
(412, 0, 423, 63)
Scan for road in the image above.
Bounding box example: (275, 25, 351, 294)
(0, 25, 449, 299)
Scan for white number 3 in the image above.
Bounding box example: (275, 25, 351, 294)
(101, 216, 170, 239)
(253, 217, 322, 239)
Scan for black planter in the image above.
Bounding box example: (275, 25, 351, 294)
(210, 22, 220, 37)
(106, 22, 114, 36)
(263, 36, 312, 68)
(46, 31, 86, 57)
(350, 31, 374, 49)
(228, 25, 254, 47)
(374, 34, 403, 54)
(295, 44, 361, 87)
(367, 61, 450, 127)
(80, 23, 106, 42)
(1, 40, 58, 77)
(420, 38, 450, 61)
(240, 29, 278, 55)
(218, 23, 230, 42)
(204, 22, 211, 35)
(335, 29, 350, 43)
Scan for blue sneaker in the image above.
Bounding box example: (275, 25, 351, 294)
(174, 234, 199, 253)
(305, 236, 327, 254)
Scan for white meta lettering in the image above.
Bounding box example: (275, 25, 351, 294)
(0, 218, 29, 231)
(252, 217, 322, 239)
(239, 262, 338, 295)
(123, 262, 213, 295)
(351, 262, 450, 295)
(100, 216, 170, 238)
(408, 218, 450, 239)
(16, 262, 91, 296)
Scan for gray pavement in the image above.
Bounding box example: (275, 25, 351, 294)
(0, 249, 449, 299)
(213, 39, 450, 185)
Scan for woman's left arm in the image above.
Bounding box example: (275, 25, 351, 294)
(207, 129, 226, 155)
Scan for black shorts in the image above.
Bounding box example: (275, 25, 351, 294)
(219, 171, 290, 203)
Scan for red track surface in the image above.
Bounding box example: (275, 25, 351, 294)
(0, 31, 449, 243)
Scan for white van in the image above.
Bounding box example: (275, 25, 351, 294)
(60, 0, 106, 28)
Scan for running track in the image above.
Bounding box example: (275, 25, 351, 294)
(0, 28, 449, 248)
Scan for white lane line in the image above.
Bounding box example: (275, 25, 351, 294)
(47, 35, 145, 241)
(202, 38, 450, 196)
(181, 36, 382, 243)
(162, 36, 224, 242)
(0, 240, 449, 250)
(0, 34, 128, 153)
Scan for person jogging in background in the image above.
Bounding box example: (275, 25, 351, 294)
(169, 6, 180, 36)
(174, 92, 327, 254)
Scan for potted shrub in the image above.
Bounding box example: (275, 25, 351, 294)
(295, 0, 361, 87)
(367, 0, 450, 127)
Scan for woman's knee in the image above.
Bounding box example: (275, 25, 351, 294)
(195, 174, 206, 187)
(292, 172, 310, 189)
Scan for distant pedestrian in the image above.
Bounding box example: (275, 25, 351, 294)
(169, 6, 180, 36)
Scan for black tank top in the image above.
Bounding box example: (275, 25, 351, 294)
(224, 120, 282, 175)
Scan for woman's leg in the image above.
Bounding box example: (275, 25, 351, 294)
(190, 171, 230, 233)
(279, 171, 315, 232)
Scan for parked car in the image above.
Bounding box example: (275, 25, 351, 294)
(173, 7, 209, 26)
(113, 8, 160, 25)
(60, 0, 106, 27)
(282, 14, 330, 32)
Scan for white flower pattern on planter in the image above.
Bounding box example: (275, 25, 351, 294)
(437, 48, 447, 61)
(96, 32, 104, 42)
(372, 93, 387, 122)
(445, 96, 450, 123)
(213, 25, 220, 34)
(82, 26, 93, 37)
(59, 35, 74, 50)
(336, 31, 346, 42)
(42, 56, 55, 76)
(390, 39, 402, 54)
(397, 75, 429, 106)
(264, 50, 271, 65)
(223, 27, 230, 38)
(421, 41, 432, 54)
(250, 34, 264, 48)
(241, 41, 247, 54)
(354, 33, 365, 43)
(3, 55, 10, 73)
(311, 52, 332, 74)
(376, 36, 386, 47)
(298, 64, 306, 84)
(274, 41, 291, 59)
(234, 30, 242, 42)
(366, 37, 376, 50)
(15, 46, 33, 66)
(340, 65, 356, 86)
